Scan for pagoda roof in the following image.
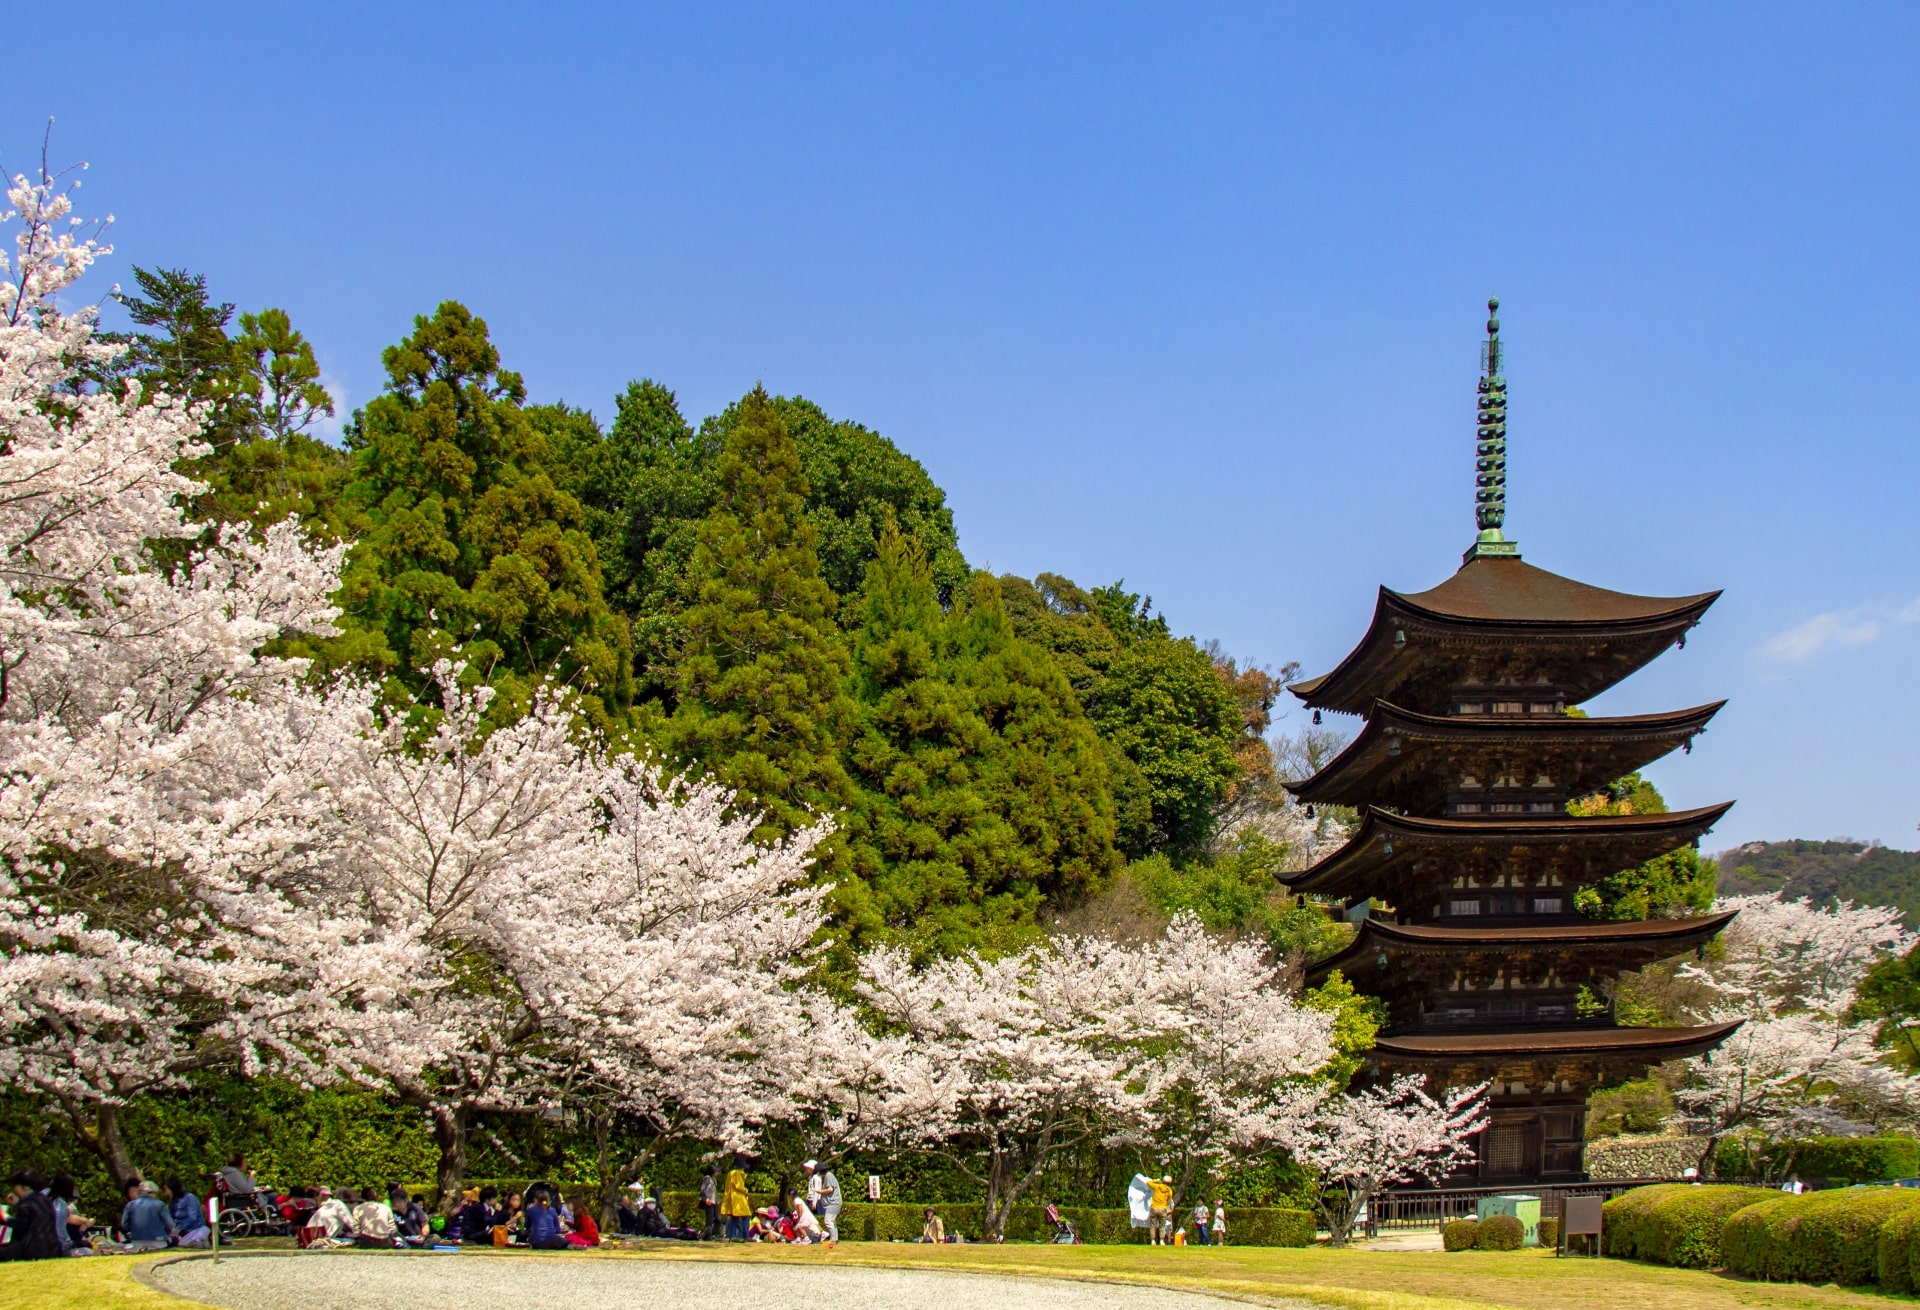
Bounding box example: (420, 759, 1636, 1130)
(1285, 802, 1736, 900)
(1307, 910, 1737, 989)
(1285, 699, 1725, 812)
(1288, 557, 1720, 718)
(1372, 1020, 1743, 1065)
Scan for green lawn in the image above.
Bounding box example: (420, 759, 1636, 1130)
(14, 1242, 1916, 1310)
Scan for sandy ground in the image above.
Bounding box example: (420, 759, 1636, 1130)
(149, 1250, 1330, 1310)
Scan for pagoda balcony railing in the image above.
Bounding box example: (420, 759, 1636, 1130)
(1404, 997, 1615, 1031)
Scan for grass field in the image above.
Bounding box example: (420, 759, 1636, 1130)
(12, 1242, 1916, 1310)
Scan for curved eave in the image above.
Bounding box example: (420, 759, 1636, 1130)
(1285, 698, 1727, 809)
(1371, 1020, 1744, 1064)
(1283, 801, 1737, 897)
(1287, 566, 1720, 717)
(1308, 909, 1738, 986)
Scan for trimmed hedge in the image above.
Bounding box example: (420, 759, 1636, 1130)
(1536, 1217, 1559, 1250)
(1638, 1186, 1778, 1268)
(1723, 1188, 1920, 1285)
(1476, 1214, 1524, 1250)
(1442, 1218, 1478, 1251)
(1600, 1183, 1695, 1262)
(1876, 1206, 1920, 1293)
(1716, 1136, 1920, 1186)
(641, 1194, 1310, 1246)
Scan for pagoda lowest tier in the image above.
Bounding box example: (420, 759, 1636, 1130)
(1279, 299, 1737, 1183)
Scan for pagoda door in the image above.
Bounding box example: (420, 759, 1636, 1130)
(1481, 1115, 1542, 1180)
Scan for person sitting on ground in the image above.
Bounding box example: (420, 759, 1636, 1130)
(166, 1176, 211, 1248)
(616, 1192, 641, 1236)
(788, 1196, 824, 1246)
(566, 1196, 601, 1247)
(310, 1186, 356, 1243)
(918, 1207, 946, 1244)
(455, 1186, 497, 1244)
(0, 1170, 61, 1261)
(352, 1184, 398, 1248)
(748, 1205, 783, 1242)
(523, 1187, 568, 1251)
(394, 1194, 430, 1246)
(118, 1180, 177, 1253)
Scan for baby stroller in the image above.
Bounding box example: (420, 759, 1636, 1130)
(1044, 1203, 1079, 1244)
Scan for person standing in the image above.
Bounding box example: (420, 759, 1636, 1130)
(721, 1159, 752, 1241)
(1191, 1199, 1211, 1246)
(1210, 1202, 1226, 1247)
(699, 1164, 720, 1239)
(803, 1160, 841, 1246)
(1147, 1175, 1174, 1246)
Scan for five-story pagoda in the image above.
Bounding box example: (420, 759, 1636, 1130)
(1284, 301, 1740, 1183)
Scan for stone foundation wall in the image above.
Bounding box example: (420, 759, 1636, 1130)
(1585, 1135, 1711, 1180)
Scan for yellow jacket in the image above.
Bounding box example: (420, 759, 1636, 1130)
(720, 1169, 752, 1218)
(1148, 1179, 1173, 1210)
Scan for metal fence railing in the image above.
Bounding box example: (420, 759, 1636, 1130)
(1369, 1178, 1675, 1234)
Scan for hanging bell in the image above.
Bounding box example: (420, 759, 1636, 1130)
(1306, 804, 1316, 819)
(1313, 709, 1322, 725)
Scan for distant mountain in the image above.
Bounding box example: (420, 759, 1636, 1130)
(1714, 839, 1920, 926)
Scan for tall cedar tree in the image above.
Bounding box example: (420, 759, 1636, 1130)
(112, 267, 349, 533)
(666, 385, 856, 842)
(330, 302, 632, 729)
(843, 525, 1119, 954)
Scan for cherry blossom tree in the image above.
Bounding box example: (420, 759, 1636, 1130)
(858, 936, 1137, 1241)
(1279, 1076, 1487, 1246)
(1106, 914, 1337, 1207)
(0, 162, 435, 1188)
(1672, 893, 1919, 1171)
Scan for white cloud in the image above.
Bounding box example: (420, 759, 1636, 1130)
(1761, 599, 1920, 663)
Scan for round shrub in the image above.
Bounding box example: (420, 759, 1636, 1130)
(1475, 1214, 1525, 1251)
(1601, 1184, 1695, 1262)
(1876, 1205, 1920, 1292)
(1725, 1188, 1920, 1285)
(1641, 1186, 1778, 1268)
(1536, 1216, 1560, 1250)
(1443, 1218, 1479, 1251)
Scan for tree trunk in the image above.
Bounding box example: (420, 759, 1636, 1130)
(431, 1103, 469, 1213)
(60, 1098, 141, 1193)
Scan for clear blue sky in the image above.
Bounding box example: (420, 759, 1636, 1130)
(7, 3, 1915, 853)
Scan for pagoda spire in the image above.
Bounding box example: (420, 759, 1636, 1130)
(1465, 297, 1521, 563)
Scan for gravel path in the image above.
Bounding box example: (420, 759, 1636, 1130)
(149, 1250, 1324, 1310)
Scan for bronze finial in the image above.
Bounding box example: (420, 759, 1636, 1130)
(1465, 297, 1520, 563)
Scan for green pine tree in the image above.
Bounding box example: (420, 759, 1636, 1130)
(665, 385, 856, 841)
(328, 302, 632, 729)
(841, 528, 1119, 955)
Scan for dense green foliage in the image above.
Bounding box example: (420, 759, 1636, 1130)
(661, 385, 857, 840)
(330, 302, 633, 728)
(1721, 1187, 1920, 1286)
(839, 525, 1119, 953)
(1713, 1135, 1920, 1185)
(1717, 838, 1920, 926)
(1536, 1216, 1559, 1249)
(1853, 943, 1920, 1069)
(1568, 773, 1717, 919)
(1442, 1217, 1478, 1250)
(1584, 1077, 1677, 1138)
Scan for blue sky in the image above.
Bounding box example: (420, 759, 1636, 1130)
(6, 3, 1915, 852)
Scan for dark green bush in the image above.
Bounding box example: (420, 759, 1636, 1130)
(1876, 1206, 1920, 1292)
(1723, 1189, 1920, 1285)
(1475, 1214, 1525, 1250)
(1639, 1186, 1778, 1268)
(1443, 1218, 1478, 1251)
(1716, 1136, 1920, 1186)
(1600, 1184, 1694, 1262)
(1535, 1217, 1559, 1249)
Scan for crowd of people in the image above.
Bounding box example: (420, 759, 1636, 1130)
(3, 1152, 1229, 1259)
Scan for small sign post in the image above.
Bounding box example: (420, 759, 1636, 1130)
(209, 1196, 221, 1264)
(867, 1175, 881, 1201)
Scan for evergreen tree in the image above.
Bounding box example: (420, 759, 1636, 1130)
(665, 385, 855, 840)
(1568, 771, 1718, 919)
(331, 302, 631, 728)
(841, 528, 1118, 955)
